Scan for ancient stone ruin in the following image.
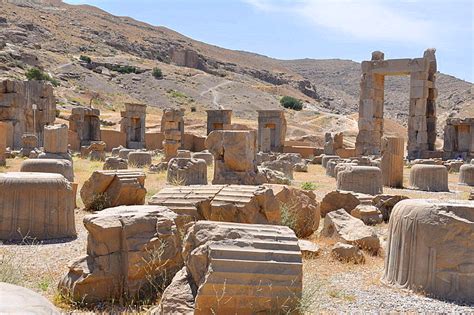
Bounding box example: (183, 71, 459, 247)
(383, 199, 474, 303)
(167, 157, 207, 185)
(20, 158, 74, 182)
(0, 80, 56, 149)
(69, 106, 101, 147)
(206, 130, 266, 184)
(324, 132, 343, 155)
(43, 124, 69, 156)
(59, 205, 182, 303)
(409, 164, 448, 192)
(443, 118, 474, 159)
(156, 221, 302, 314)
(0, 122, 6, 166)
(161, 108, 185, 161)
(206, 109, 232, 134)
(257, 109, 286, 152)
(0, 172, 76, 240)
(355, 49, 437, 159)
(121, 103, 147, 149)
(336, 165, 383, 195)
(381, 137, 404, 188)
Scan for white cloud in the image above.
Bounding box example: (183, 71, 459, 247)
(244, 0, 436, 45)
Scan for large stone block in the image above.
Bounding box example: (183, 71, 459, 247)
(381, 137, 404, 188)
(0, 172, 76, 240)
(383, 199, 474, 303)
(167, 157, 207, 185)
(128, 151, 152, 168)
(409, 164, 448, 192)
(80, 170, 146, 209)
(59, 205, 182, 303)
(0, 283, 60, 314)
(20, 158, 74, 182)
(336, 166, 383, 195)
(320, 190, 373, 217)
(44, 124, 68, 154)
(459, 164, 474, 186)
(155, 221, 302, 314)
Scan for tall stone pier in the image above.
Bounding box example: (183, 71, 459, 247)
(257, 110, 287, 152)
(206, 109, 232, 135)
(120, 103, 146, 149)
(69, 107, 101, 147)
(161, 108, 185, 161)
(355, 49, 437, 159)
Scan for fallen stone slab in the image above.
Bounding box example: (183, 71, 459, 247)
(155, 221, 302, 314)
(298, 239, 320, 259)
(0, 282, 60, 314)
(372, 194, 409, 222)
(331, 242, 365, 264)
(20, 158, 74, 182)
(59, 205, 183, 303)
(350, 204, 383, 225)
(321, 209, 380, 254)
(320, 190, 373, 217)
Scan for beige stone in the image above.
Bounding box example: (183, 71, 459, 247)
(80, 170, 146, 209)
(121, 103, 146, 149)
(321, 155, 340, 168)
(459, 164, 474, 186)
(0, 282, 60, 314)
(19, 134, 38, 157)
(331, 242, 365, 264)
(20, 158, 74, 182)
(103, 157, 128, 170)
(69, 106, 101, 148)
(118, 148, 135, 159)
(350, 204, 382, 225)
(337, 165, 383, 195)
(321, 209, 380, 253)
(44, 124, 69, 154)
(257, 110, 286, 152)
(0, 172, 76, 240)
(59, 205, 182, 303)
(381, 137, 404, 187)
(191, 151, 213, 165)
(320, 190, 373, 217)
(161, 108, 185, 161)
(156, 221, 302, 314)
(81, 141, 106, 161)
(0, 122, 6, 166)
(167, 157, 207, 185)
(268, 184, 320, 238)
(409, 164, 448, 192)
(383, 199, 474, 303)
(128, 151, 152, 167)
(372, 194, 409, 222)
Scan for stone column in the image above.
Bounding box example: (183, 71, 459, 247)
(161, 108, 185, 161)
(381, 137, 404, 188)
(0, 122, 6, 166)
(44, 124, 68, 154)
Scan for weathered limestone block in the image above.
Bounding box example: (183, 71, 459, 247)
(298, 239, 320, 258)
(321, 209, 380, 253)
(80, 170, 146, 209)
(372, 194, 409, 222)
(103, 157, 128, 170)
(337, 165, 383, 195)
(156, 221, 302, 314)
(331, 242, 365, 264)
(111, 145, 124, 156)
(334, 162, 358, 178)
(320, 190, 373, 217)
(167, 158, 207, 185)
(191, 150, 213, 166)
(0, 122, 6, 166)
(118, 148, 135, 159)
(261, 159, 293, 180)
(326, 159, 350, 177)
(149, 185, 280, 226)
(459, 164, 474, 186)
(381, 137, 404, 188)
(206, 130, 266, 185)
(409, 164, 448, 192)
(0, 283, 60, 314)
(177, 150, 191, 158)
(81, 141, 106, 161)
(268, 185, 320, 238)
(443, 160, 464, 173)
(59, 206, 183, 303)
(20, 158, 74, 182)
(383, 199, 474, 303)
(321, 155, 340, 168)
(350, 204, 382, 225)
(294, 162, 308, 172)
(259, 168, 291, 185)
(44, 124, 68, 154)
(19, 134, 38, 157)
(128, 151, 152, 168)
(0, 172, 76, 240)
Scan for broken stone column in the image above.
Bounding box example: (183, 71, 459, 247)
(43, 124, 69, 154)
(0, 122, 6, 166)
(20, 158, 74, 182)
(59, 205, 183, 303)
(128, 151, 152, 168)
(409, 164, 448, 192)
(336, 165, 383, 195)
(324, 132, 343, 155)
(19, 134, 38, 157)
(161, 108, 185, 161)
(257, 110, 287, 152)
(381, 137, 404, 188)
(155, 221, 302, 314)
(383, 199, 474, 303)
(206, 109, 232, 135)
(120, 103, 147, 149)
(167, 157, 207, 185)
(206, 130, 266, 185)
(459, 164, 474, 186)
(0, 80, 56, 149)
(0, 172, 76, 240)
(69, 106, 101, 147)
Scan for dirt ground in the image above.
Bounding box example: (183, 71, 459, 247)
(0, 157, 473, 313)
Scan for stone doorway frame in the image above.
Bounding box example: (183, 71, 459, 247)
(355, 49, 437, 159)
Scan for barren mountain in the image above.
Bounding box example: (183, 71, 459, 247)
(0, 0, 472, 143)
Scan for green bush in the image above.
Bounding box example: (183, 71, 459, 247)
(300, 182, 317, 190)
(280, 96, 303, 111)
(111, 65, 137, 74)
(152, 67, 163, 79)
(79, 55, 92, 63)
(25, 67, 59, 87)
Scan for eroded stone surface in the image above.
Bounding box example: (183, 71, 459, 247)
(0, 282, 60, 314)
(320, 190, 373, 217)
(409, 164, 448, 192)
(20, 158, 74, 182)
(167, 157, 207, 185)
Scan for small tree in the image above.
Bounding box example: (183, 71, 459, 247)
(79, 55, 92, 63)
(25, 67, 59, 87)
(152, 67, 163, 79)
(280, 96, 303, 111)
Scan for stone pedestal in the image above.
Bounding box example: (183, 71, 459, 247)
(44, 124, 69, 154)
(381, 137, 404, 188)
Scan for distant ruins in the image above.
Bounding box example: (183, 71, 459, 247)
(355, 49, 437, 159)
(206, 109, 232, 135)
(120, 103, 146, 149)
(0, 80, 56, 149)
(161, 108, 185, 161)
(443, 118, 474, 159)
(69, 107, 101, 147)
(257, 109, 287, 152)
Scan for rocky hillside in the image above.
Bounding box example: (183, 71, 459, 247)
(0, 0, 471, 141)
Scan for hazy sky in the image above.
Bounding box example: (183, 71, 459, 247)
(65, 0, 473, 82)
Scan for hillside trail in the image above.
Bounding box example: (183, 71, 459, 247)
(200, 80, 233, 109)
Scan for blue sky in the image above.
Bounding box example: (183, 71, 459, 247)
(65, 0, 473, 82)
